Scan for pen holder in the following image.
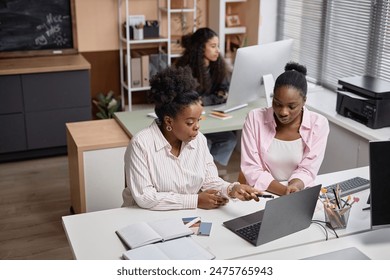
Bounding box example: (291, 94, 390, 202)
(324, 205, 351, 229)
(133, 28, 144, 40)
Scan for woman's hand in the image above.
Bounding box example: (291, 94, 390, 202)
(198, 189, 229, 209)
(286, 179, 304, 194)
(229, 184, 260, 202)
(285, 185, 300, 194)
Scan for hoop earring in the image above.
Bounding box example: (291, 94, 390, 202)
(166, 126, 172, 132)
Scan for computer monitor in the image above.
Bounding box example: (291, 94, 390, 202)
(369, 140, 390, 229)
(213, 39, 293, 113)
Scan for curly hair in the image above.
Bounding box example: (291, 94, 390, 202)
(174, 27, 228, 96)
(274, 61, 308, 98)
(149, 66, 200, 122)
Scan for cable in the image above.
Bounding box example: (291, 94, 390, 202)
(312, 219, 339, 240)
(311, 220, 328, 241)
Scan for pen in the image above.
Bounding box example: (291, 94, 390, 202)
(332, 188, 341, 209)
(185, 217, 201, 228)
(256, 194, 274, 198)
(342, 195, 351, 208)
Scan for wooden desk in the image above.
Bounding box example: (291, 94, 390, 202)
(66, 119, 130, 214)
(62, 167, 372, 260)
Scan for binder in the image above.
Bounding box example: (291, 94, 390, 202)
(141, 55, 149, 87)
(130, 57, 141, 88)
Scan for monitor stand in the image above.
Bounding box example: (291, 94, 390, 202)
(263, 74, 275, 107)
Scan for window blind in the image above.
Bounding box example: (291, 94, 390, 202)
(277, 0, 390, 90)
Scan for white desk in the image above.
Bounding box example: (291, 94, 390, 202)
(236, 227, 390, 260)
(62, 167, 373, 260)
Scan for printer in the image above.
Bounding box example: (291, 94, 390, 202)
(336, 75, 390, 129)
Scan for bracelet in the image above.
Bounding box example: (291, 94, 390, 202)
(228, 182, 240, 198)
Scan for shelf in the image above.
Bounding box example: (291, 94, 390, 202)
(170, 53, 182, 58)
(120, 37, 170, 45)
(118, 0, 197, 111)
(121, 80, 151, 92)
(208, 0, 259, 58)
(160, 7, 196, 13)
(226, 0, 247, 3)
(127, 86, 151, 92)
(225, 26, 247, 34)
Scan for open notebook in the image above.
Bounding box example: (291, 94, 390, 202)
(122, 237, 215, 260)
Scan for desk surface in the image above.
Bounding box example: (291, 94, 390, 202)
(237, 227, 390, 260)
(62, 166, 373, 260)
(114, 100, 266, 138)
(0, 54, 90, 75)
(66, 119, 130, 151)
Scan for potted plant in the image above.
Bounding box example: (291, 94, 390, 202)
(92, 90, 121, 119)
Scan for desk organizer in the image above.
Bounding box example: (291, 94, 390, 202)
(324, 205, 351, 229)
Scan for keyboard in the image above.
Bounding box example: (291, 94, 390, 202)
(236, 222, 261, 242)
(324, 177, 370, 198)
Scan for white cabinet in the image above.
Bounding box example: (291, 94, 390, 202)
(84, 147, 127, 212)
(319, 122, 369, 175)
(118, 0, 197, 111)
(66, 119, 130, 214)
(208, 0, 260, 59)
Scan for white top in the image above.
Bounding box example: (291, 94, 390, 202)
(267, 138, 304, 181)
(122, 121, 230, 210)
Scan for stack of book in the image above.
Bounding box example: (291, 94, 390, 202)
(116, 217, 215, 260)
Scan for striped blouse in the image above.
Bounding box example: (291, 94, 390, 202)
(122, 120, 230, 210)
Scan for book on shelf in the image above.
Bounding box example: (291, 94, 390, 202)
(141, 55, 149, 87)
(130, 57, 141, 88)
(122, 236, 215, 260)
(116, 217, 193, 249)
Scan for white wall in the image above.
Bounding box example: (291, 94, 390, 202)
(258, 0, 277, 44)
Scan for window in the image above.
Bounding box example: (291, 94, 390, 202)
(277, 0, 390, 90)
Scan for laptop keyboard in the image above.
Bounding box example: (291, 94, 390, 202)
(324, 177, 370, 198)
(236, 222, 261, 242)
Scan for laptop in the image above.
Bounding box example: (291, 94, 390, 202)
(223, 185, 321, 246)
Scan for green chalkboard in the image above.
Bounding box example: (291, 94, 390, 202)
(0, 0, 77, 57)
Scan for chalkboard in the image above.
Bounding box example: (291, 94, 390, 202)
(0, 0, 77, 57)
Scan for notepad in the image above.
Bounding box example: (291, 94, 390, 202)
(122, 237, 215, 260)
(198, 222, 212, 236)
(116, 218, 193, 249)
(209, 111, 232, 120)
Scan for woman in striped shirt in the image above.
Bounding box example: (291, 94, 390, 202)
(122, 66, 259, 210)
